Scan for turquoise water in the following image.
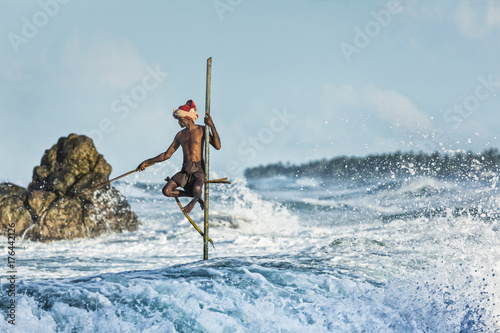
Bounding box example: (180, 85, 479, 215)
(1, 172, 499, 332)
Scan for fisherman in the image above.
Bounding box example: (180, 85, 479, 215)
(136, 100, 221, 214)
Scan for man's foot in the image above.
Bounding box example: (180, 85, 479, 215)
(181, 200, 196, 214)
(198, 197, 204, 210)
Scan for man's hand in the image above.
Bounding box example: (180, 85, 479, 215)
(204, 113, 221, 150)
(136, 161, 151, 171)
(204, 113, 214, 127)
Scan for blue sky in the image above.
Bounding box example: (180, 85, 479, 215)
(1, 0, 499, 186)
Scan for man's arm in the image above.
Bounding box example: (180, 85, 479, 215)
(137, 132, 181, 171)
(204, 114, 221, 150)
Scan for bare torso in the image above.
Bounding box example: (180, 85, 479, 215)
(136, 112, 221, 214)
(177, 125, 205, 163)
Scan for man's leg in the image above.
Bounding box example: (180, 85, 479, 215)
(162, 178, 190, 198)
(181, 177, 204, 214)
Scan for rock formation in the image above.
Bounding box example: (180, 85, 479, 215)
(0, 134, 139, 242)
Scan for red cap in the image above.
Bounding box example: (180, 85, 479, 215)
(179, 100, 196, 111)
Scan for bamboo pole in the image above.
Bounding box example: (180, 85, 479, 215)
(204, 178, 231, 184)
(204, 57, 212, 260)
(175, 197, 214, 248)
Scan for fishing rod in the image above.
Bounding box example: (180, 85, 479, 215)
(21, 165, 230, 242)
(70, 168, 141, 201)
(77, 168, 217, 249)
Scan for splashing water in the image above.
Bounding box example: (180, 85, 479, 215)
(1, 171, 499, 332)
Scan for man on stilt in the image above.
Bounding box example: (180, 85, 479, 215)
(137, 100, 221, 214)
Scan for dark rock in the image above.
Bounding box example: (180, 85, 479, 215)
(0, 134, 139, 241)
(82, 187, 139, 238)
(0, 183, 32, 237)
(27, 198, 85, 241)
(26, 190, 57, 217)
(29, 134, 111, 195)
(0, 183, 29, 199)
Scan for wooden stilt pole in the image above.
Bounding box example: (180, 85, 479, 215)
(203, 57, 212, 260)
(175, 197, 215, 248)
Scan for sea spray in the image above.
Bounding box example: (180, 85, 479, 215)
(1, 170, 499, 331)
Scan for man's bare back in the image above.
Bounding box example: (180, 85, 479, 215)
(137, 102, 221, 214)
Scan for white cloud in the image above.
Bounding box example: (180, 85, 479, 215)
(60, 29, 147, 90)
(321, 83, 432, 132)
(455, 0, 500, 38)
(288, 83, 435, 155)
(486, 0, 500, 28)
(364, 85, 431, 131)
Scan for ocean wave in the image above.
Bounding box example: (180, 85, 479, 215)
(394, 176, 456, 197)
(3, 162, 500, 332)
(1, 258, 387, 332)
(208, 178, 301, 235)
(2, 252, 497, 332)
(244, 149, 500, 181)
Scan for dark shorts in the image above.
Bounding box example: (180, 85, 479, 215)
(171, 161, 205, 196)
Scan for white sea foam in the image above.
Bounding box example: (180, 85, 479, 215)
(395, 176, 455, 196)
(1, 174, 499, 331)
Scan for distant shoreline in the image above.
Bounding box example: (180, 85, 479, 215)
(244, 149, 500, 180)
